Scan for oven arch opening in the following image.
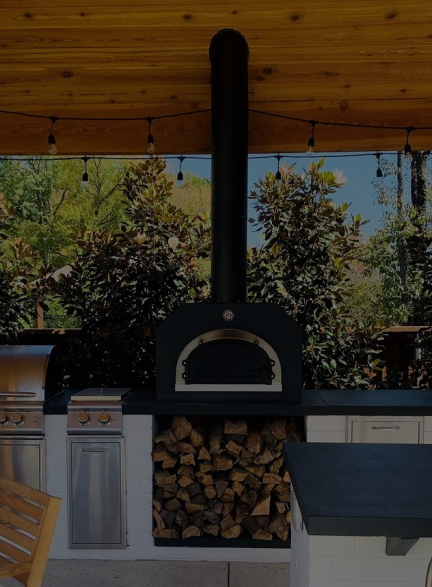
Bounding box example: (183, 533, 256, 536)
(175, 329, 282, 392)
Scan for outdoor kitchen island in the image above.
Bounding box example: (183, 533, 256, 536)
(284, 442, 432, 587)
(41, 388, 432, 569)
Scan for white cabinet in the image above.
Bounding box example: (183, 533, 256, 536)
(347, 416, 424, 444)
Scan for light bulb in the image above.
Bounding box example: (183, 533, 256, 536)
(81, 171, 89, 189)
(177, 170, 184, 185)
(147, 133, 155, 153)
(48, 133, 57, 155)
(306, 137, 315, 153)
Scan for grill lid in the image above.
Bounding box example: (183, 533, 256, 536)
(0, 345, 61, 402)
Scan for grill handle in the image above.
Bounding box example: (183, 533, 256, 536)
(82, 447, 109, 453)
(0, 391, 37, 397)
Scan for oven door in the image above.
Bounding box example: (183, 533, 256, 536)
(0, 438, 45, 491)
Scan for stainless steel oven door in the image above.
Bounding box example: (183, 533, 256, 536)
(67, 436, 126, 549)
(0, 438, 45, 491)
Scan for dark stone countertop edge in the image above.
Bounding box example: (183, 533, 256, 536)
(283, 443, 432, 538)
(44, 388, 432, 416)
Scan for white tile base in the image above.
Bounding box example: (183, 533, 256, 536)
(45, 415, 290, 562)
(290, 492, 432, 587)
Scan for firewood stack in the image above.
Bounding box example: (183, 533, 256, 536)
(152, 415, 305, 541)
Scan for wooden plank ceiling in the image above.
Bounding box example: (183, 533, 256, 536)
(1, 0, 432, 155)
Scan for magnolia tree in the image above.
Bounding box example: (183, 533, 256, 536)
(247, 160, 382, 389)
(0, 198, 35, 340)
(39, 158, 211, 388)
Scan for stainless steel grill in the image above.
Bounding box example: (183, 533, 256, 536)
(0, 345, 61, 489)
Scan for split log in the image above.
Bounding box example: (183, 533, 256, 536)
(225, 440, 242, 458)
(246, 431, 262, 455)
(154, 429, 179, 453)
(182, 526, 201, 538)
(251, 496, 271, 517)
(220, 514, 236, 532)
(152, 527, 178, 538)
(189, 427, 206, 447)
(161, 510, 177, 527)
(197, 446, 211, 461)
(221, 524, 242, 539)
(209, 425, 224, 451)
(203, 485, 217, 500)
(213, 456, 233, 471)
(172, 416, 192, 440)
(203, 524, 219, 536)
(252, 529, 272, 540)
(224, 419, 247, 435)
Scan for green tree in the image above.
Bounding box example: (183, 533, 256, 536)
(0, 197, 35, 339)
(247, 160, 381, 389)
(40, 157, 210, 388)
(0, 156, 126, 268)
(364, 151, 432, 325)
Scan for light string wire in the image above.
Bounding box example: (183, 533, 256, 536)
(0, 106, 425, 167)
(2, 106, 432, 131)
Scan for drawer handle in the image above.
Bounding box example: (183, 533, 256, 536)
(82, 447, 109, 452)
(371, 425, 400, 430)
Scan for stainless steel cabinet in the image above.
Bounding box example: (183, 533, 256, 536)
(0, 439, 44, 490)
(347, 416, 424, 444)
(67, 436, 126, 549)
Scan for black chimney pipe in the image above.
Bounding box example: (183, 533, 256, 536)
(209, 29, 249, 303)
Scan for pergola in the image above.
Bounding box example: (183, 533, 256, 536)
(1, 0, 432, 156)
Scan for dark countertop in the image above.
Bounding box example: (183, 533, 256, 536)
(283, 442, 432, 538)
(44, 388, 432, 416)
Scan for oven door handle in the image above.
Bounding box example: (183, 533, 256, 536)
(82, 447, 109, 453)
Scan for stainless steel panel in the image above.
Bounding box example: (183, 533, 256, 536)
(0, 439, 45, 490)
(68, 436, 126, 549)
(347, 416, 424, 444)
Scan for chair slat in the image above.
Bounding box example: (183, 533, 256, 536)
(0, 493, 43, 522)
(0, 506, 40, 536)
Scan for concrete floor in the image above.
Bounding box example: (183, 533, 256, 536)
(0, 560, 290, 587)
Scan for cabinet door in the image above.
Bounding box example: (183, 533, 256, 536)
(0, 440, 44, 490)
(349, 417, 423, 444)
(68, 437, 126, 548)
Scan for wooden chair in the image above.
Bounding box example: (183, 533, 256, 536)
(0, 476, 61, 587)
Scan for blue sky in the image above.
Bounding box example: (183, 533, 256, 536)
(181, 151, 399, 243)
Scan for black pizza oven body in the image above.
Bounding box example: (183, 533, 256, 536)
(156, 29, 303, 404)
(157, 303, 302, 404)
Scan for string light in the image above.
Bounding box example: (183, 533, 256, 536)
(80, 156, 89, 189)
(275, 154, 282, 181)
(375, 152, 383, 182)
(146, 116, 155, 153)
(404, 126, 414, 161)
(177, 155, 185, 184)
(306, 120, 316, 153)
(2, 107, 432, 156)
(47, 116, 58, 155)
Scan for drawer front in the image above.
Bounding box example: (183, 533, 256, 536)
(350, 420, 421, 444)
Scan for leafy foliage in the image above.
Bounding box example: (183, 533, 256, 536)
(0, 198, 35, 339)
(38, 158, 210, 388)
(247, 160, 382, 389)
(0, 156, 126, 268)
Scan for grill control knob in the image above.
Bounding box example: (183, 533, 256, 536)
(0, 412, 8, 425)
(11, 412, 23, 425)
(78, 412, 90, 425)
(98, 413, 111, 425)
